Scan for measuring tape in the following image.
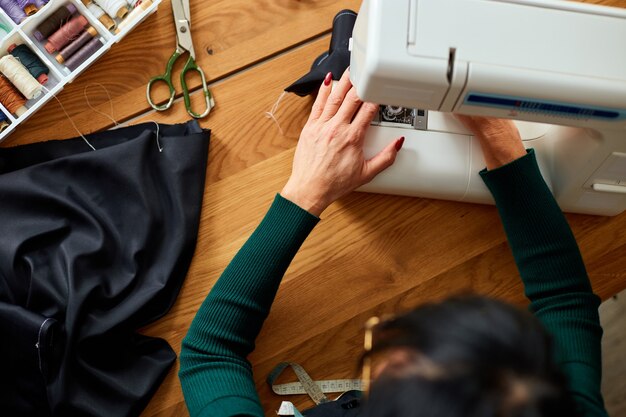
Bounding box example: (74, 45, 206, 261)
(267, 362, 363, 405)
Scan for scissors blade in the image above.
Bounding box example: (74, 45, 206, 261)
(171, 0, 195, 57)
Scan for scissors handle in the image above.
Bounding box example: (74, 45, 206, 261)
(146, 51, 181, 111)
(180, 57, 215, 119)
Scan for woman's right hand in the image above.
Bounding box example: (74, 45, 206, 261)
(455, 115, 527, 170)
(281, 69, 404, 216)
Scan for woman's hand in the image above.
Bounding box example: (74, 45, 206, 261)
(281, 69, 404, 216)
(455, 115, 527, 170)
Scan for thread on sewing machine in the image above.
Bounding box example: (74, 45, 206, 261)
(33, 3, 77, 41)
(0, 75, 27, 116)
(65, 37, 103, 71)
(84, 83, 119, 126)
(15, 0, 37, 15)
(0, 0, 27, 23)
(86, 2, 115, 31)
(0, 55, 43, 99)
(56, 26, 98, 64)
(45, 14, 89, 54)
(94, 0, 128, 19)
(8, 44, 49, 84)
(265, 91, 287, 136)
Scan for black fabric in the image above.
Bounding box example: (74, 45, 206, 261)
(0, 121, 210, 417)
(285, 10, 356, 96)
(303, 391, 363, 417)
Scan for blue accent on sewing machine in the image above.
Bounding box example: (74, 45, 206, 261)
(464, 93, 626, 121)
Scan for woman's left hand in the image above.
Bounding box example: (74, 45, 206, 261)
(281, 69, 404, 216)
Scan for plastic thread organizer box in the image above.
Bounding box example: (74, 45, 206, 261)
(0, 0, 161, 143)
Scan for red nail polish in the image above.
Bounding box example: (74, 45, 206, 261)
(324, 72, 333, 86)
(395, 137, 405, 151)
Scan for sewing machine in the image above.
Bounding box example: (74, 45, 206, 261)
(350, 0, 626, 216)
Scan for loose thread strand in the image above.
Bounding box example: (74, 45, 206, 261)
(265, 91, 286, 136)
(145, 120, 162, 152)
(43, 86, 95, 151)
(83, 83, 119, 127)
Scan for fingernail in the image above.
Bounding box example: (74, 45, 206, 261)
(324, 72, 333, 86)
(395, 137, 405, 151)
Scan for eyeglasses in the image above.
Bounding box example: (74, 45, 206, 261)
(362, 314, 403, 393)
(362, 316, 380, 393)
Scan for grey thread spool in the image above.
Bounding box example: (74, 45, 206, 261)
(65, 37, 104, 71)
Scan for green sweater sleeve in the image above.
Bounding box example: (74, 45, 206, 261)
(480, 149, 607, 417)
(179, 194, 319, 417)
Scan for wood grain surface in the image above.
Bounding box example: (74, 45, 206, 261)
(2, 0, 626, 416)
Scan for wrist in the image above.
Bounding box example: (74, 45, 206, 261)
(477, 137, 527, 170)
(280, 182, 328, 217)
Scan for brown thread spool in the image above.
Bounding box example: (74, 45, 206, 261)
(33, 4, 78, 41)
(45, 14, 89, 54)
(0, 75, 27, 116)
(56, 26, 98, 64)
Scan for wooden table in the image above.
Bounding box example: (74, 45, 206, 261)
(3, 1, 626, 415)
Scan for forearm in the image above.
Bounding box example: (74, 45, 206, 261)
(480, 150, 592, 300)
(481, 150, 606, 416)
(179, 194, 319, 417)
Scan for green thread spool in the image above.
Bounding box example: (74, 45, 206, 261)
(7, 43, 49, 84)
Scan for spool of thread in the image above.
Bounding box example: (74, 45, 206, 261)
(45, 14, 89, 54)
(33, 4, 77, 41)
(33, 0, 48, 8)
(0, 75, 28, 115)
(15, 0, 37, 15)
(94, 0, 128, 19)
(87, 2, 115, 31)
(65, 37, 103, 71)
(115, 0, 151, 34)
(8, 43, 49, 84)
(127, 0, 143, 8)
(0, 22, 11, 34)
(0, 114, 9, 133)
(0, 0, 27, 23)
(0, 55, 43, 99)
(56, 26, 97, 64)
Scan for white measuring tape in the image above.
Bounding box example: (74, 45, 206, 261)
(268, 362, 363, 405)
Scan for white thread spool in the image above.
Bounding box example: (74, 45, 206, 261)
(115, 0, 152, 33)
(0, 55, 43, 100)
(87, 3, 116, 31)
(93, 0, 129, 19)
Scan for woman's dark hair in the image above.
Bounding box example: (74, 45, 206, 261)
(362, 296, 580, 417)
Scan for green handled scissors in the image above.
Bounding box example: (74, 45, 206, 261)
(146, 0, 215, 119)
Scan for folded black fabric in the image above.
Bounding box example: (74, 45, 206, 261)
(0, 121, 210, 417)
(285, 9, 357, 96)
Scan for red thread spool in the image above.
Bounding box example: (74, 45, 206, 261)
(0, 75, 27, 116)
(45, 15, 89, 54)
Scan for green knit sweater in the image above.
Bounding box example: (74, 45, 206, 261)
(179, 150, 607, 417)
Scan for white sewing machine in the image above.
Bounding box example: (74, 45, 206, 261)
(350, 0, 626, 216)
